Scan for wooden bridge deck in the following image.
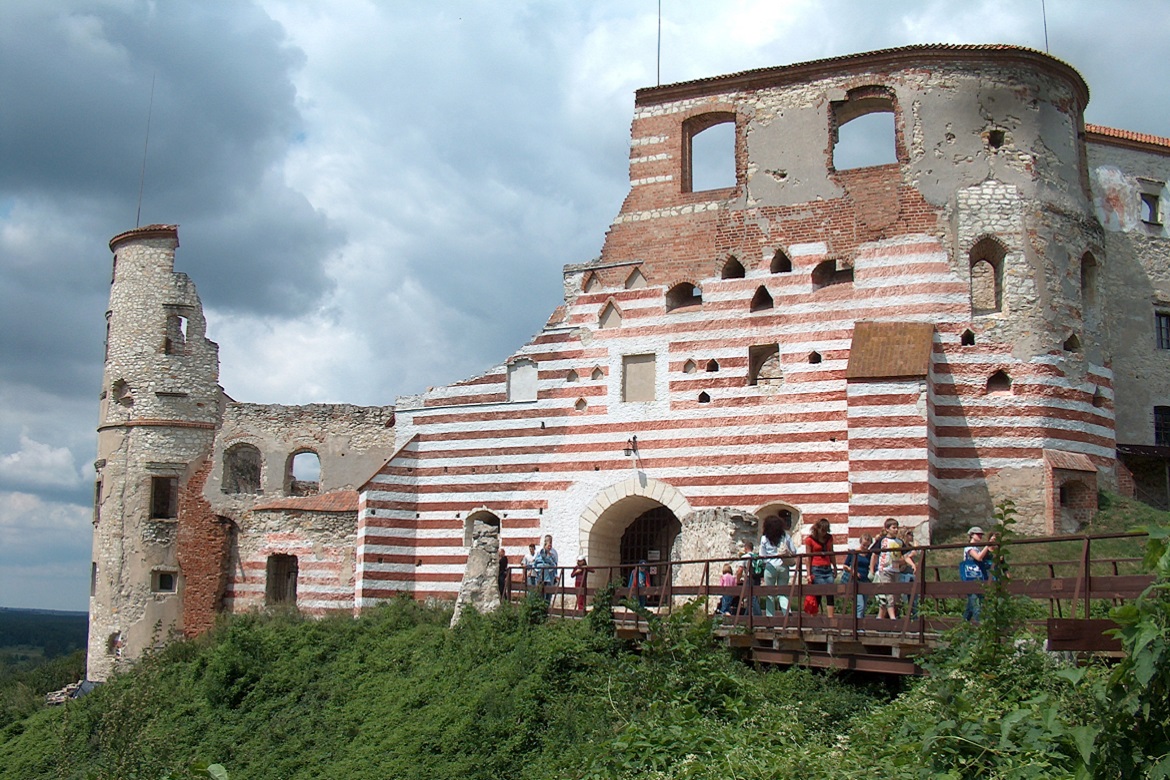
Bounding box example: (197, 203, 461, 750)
(506, 531, 1153, 675)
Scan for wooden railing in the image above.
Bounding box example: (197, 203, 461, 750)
(502, 532, 1153, 674)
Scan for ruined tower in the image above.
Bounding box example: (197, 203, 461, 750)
(88, 225, 221, 681)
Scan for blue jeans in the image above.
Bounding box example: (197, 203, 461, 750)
(717, 595, 735, 614)
(964, 593, 983, 622)
(853, 577, 870, 617)
(812, 565, 835, 609)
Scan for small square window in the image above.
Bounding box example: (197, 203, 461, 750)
(1141, 192, 1162, 226)
(152, 570, 177, 593)
(1158, 312, 1170, 350)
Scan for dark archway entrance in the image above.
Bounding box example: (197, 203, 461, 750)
(619, 506, 681, 604)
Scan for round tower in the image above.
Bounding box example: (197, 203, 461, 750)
(88, 225, 222, 681)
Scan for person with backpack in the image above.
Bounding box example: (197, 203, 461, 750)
(869, 518, 907, 619)
(961, 526, 996, 622)
(760, 514, 797, 617)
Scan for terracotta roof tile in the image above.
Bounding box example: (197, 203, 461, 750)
(1085, 124, 1170, 153)
(253, 490, 359, 513)
(1044, 450, 1097, 473)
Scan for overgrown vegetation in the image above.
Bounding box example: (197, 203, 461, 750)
(2, 502, 1168, 778)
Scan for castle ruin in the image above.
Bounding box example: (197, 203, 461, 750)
(88, 45, 1170, 680)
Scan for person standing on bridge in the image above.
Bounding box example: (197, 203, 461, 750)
(961, 526, 996, 622)
(870, 518, 908, 619)
(806, 518, 837, 618)
(760, 515, 797, 617)
(535, 535, 559, 603)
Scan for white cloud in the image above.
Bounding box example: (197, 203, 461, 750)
(0, 434, 85, 490)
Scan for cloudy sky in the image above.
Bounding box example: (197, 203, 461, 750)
(2, 0, 1167, 612)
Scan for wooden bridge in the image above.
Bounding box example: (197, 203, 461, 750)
(505, 532, 1152, 675)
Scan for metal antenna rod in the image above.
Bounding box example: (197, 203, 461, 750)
(1041, 0, 1050, 53)
(136, 70, 157, 228)
(656, 0, 662, 86)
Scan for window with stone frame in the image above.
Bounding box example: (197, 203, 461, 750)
(150, 476, 178, 519)
(266, 555, 298, 606)
(1156, 311, 1170, 350)
(1156, 406, 1170, 447)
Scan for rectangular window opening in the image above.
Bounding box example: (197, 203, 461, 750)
(1156, 407, 1170, 447)
(1157, 312, 1170, 350)
(150, 476, 179, 519)
(266, 554, 299, 606)
(151, 570, 177, 593)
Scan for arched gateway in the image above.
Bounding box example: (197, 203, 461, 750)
(579, 477, 692, 579)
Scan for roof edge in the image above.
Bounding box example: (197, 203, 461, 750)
(1086, 124, 1170, 156)
(636, 44, 1089, 110)
(109, 224, 179, 252)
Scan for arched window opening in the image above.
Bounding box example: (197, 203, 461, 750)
(698, 392, 711, 404)
(625, 268, 647, 289)
(566, 369, 579, 383)
(970, 237, 1006, 315)
(1080, 252, 1098, 310)
(721, 256, 745, 279)
(750, 285, 774, 312)
(507, 358, 538, 402)
(222, 443, 262, 495)
(748, 344, 781, 386)
(1092, 387, 1106, 409)
(682, 360, 697, 374)
(287, 451, 320, 497)
(832, 88, 898, 170)
(987, 370, 1012, 394)
(770, 250, 792, 274)
(812, 259, 853, 290)
(705, 359, 720, 373)
(599, 302, 622, 330)
(665, 282, 702, 311)
(463, 510, 501, 548)
(684, 113, 736, 192)
(266, 554, 298, 606)
(961, 329, 976, 347)
(574, 398, 588, 412)
(583, 273, 601, 293)
(1063, 334, 1082, 353)
(590, 366, 604, 381)
(808, 351, 823, 365)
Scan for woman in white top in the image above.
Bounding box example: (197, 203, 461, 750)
(759, 514, 797, 617)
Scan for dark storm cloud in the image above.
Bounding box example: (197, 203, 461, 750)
(0, 0, 340, 316)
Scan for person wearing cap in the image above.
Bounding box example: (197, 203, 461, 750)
(962, 526, 997, 622)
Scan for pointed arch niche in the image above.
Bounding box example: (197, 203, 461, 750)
(599, 301, 622, 330)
